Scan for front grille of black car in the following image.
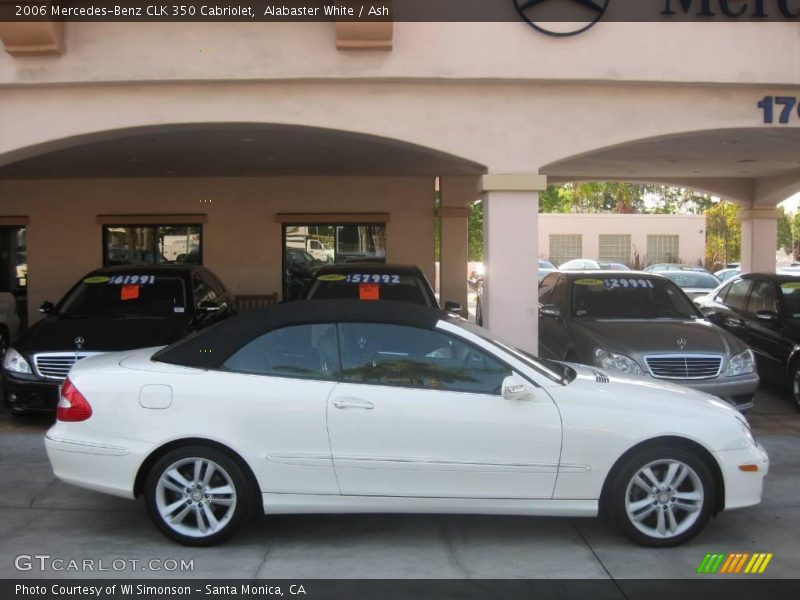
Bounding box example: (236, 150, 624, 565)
(33, 353, 101, 381)
(643, 354, 723, 380)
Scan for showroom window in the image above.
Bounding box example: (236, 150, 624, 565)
(222, 323, 340, 380)
(282, 223, 387, 300)
(647, 235, 680, 264)
(599, 234, 631, 266)
(549, 234, 582, 267)
(338, 323, 511, 394)
(103, 225, 202, 266)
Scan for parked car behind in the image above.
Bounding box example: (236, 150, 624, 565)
(645, 264, 712, 275)
(0, 291, 22, 359)
(538, 271, 759, 411)
(2, 265, 235, 416)
(695, 272, 800, 410)
(714, 267, 741, 282)
(537, 258, 558, 282)
(559, 259, 631, 271)
(659, 270, 722, 300)
(301, 263, 463, 314)
(45, 299, 767, 547)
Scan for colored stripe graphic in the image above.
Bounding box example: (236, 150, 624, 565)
(698, 553, 773, 574)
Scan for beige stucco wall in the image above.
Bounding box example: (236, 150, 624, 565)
(539, 213, 707, 266)
(0, 176, 435, 322)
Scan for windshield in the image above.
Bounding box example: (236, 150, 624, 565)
(307, 273, 434, 306)
(570, 276, 701, 319)
(660, 272, 719, 289)
(58, 274, 188, 317)
(452, 318, 575, 384)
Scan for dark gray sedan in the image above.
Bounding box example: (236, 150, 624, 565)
(538, 271, 759, 411)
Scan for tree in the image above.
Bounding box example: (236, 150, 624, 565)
(468, 200, 483, 261)
(704, 200, 741, 271)
(777, 206, 793, 254)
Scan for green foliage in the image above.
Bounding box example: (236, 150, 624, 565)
(468, 200, 483, 261)
(538, 183, 713, 215)
(704, 200, 741, 271)
(778, 206, 793, 254)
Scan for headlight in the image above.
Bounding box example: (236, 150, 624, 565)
(594, 348, 644, 376)
(3, 347, 32, 375)
(724, 349, 755, 376)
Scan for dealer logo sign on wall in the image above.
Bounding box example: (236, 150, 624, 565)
(513, 0, 611, 36)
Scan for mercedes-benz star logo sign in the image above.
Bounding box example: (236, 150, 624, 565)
(513, 0, 610, 37)
(74, 336, 85, 350)
(677, 338, 687, 350)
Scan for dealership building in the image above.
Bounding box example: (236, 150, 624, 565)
(1, 12, 799, 351)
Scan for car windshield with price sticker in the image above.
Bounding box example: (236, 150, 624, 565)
(571, 276, 701, 320)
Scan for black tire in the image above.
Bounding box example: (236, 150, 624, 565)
(608, 446, 715, 547)
(790, 363, 800, 412)
(144, 445, 254, 546)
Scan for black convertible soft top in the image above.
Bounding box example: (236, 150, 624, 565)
(152, 299, 449, 369)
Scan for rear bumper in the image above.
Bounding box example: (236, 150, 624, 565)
(45, 428, 152, 499)
(714, 442, 769, 511)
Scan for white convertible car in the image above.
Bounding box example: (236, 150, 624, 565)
(45, 300, 768, 547)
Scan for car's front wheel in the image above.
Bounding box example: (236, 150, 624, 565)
(609, 447, 715, 547)
(145, 445, 254, 546)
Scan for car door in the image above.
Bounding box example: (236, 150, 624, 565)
(742, 278, 792, 381)
(326, 322, 562, 499)
(214, 323, 341, 494)
(711, 277, 754, 340)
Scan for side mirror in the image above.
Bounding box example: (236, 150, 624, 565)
(39, 301, 55, 314)
(756, 310, 780, 324)
(198, 300, 223, 312)
(444, 301, 463, 314)
(700, 306, 724, 325)
(501, 375, 533, 401)
(539, 304, 561, 319)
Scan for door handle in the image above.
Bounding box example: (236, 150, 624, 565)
(333, 399, 374, 410)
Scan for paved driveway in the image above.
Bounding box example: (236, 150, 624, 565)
(0, 386, 798, 580)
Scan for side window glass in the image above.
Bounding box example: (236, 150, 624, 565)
(714, 281, 731, 303)
(549, 278, 566, 306)
(203, 272, 226, 297)
(338, 323, 511, 394)
(539, 273, 557, 301)
(223, 324, 340, 380)
(724, 279, 753, 312)
(747, 280, 778, 315)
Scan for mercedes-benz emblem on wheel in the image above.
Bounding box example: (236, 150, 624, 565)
(677, 338, 687, 350)
(513, 0, 610, 37)
(74, 336, 85, 350)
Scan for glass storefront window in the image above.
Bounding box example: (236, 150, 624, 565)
(103, 225, 202, 266)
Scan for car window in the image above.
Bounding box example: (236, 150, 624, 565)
(550, 277, 567, 306)
(307, 273, 432, 305)
(778, 281, 800, 318)
(222, 324, 340, 380)
(538, 273, 558, 302)
(714, 281, 732, 303)
(193, 274, 219, 308)
(747, 280, 779, 315)
(201, 271, 226, 297)
(723, 278, 753, 312)
(570, 276, 699, 319)
(58, 274, 187, 317)
(338, 323, 511, 394)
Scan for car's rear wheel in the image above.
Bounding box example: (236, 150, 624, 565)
(790, 363, 800, 411)
(610, 447, 715, 547)
(145, 445, 253, 546)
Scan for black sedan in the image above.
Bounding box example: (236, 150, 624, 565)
(538, 271, 759, 410)
(2, 265, 235, 415)
(695, 272, 800, 410)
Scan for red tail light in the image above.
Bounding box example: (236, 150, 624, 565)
(57, 377, 93, 422)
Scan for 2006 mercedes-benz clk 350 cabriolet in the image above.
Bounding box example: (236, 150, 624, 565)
(45, 300, 768, 547)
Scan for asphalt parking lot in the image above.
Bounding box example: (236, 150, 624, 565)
(1, 384, 798, 581)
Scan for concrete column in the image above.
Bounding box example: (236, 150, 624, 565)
(438, 176, 477, 314)
(740, 207, 778, 273)
(480, 174, 547, 353)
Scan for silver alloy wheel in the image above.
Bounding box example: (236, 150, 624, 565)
(624, 459, 704, 540)
(155, 457, 237, 538)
